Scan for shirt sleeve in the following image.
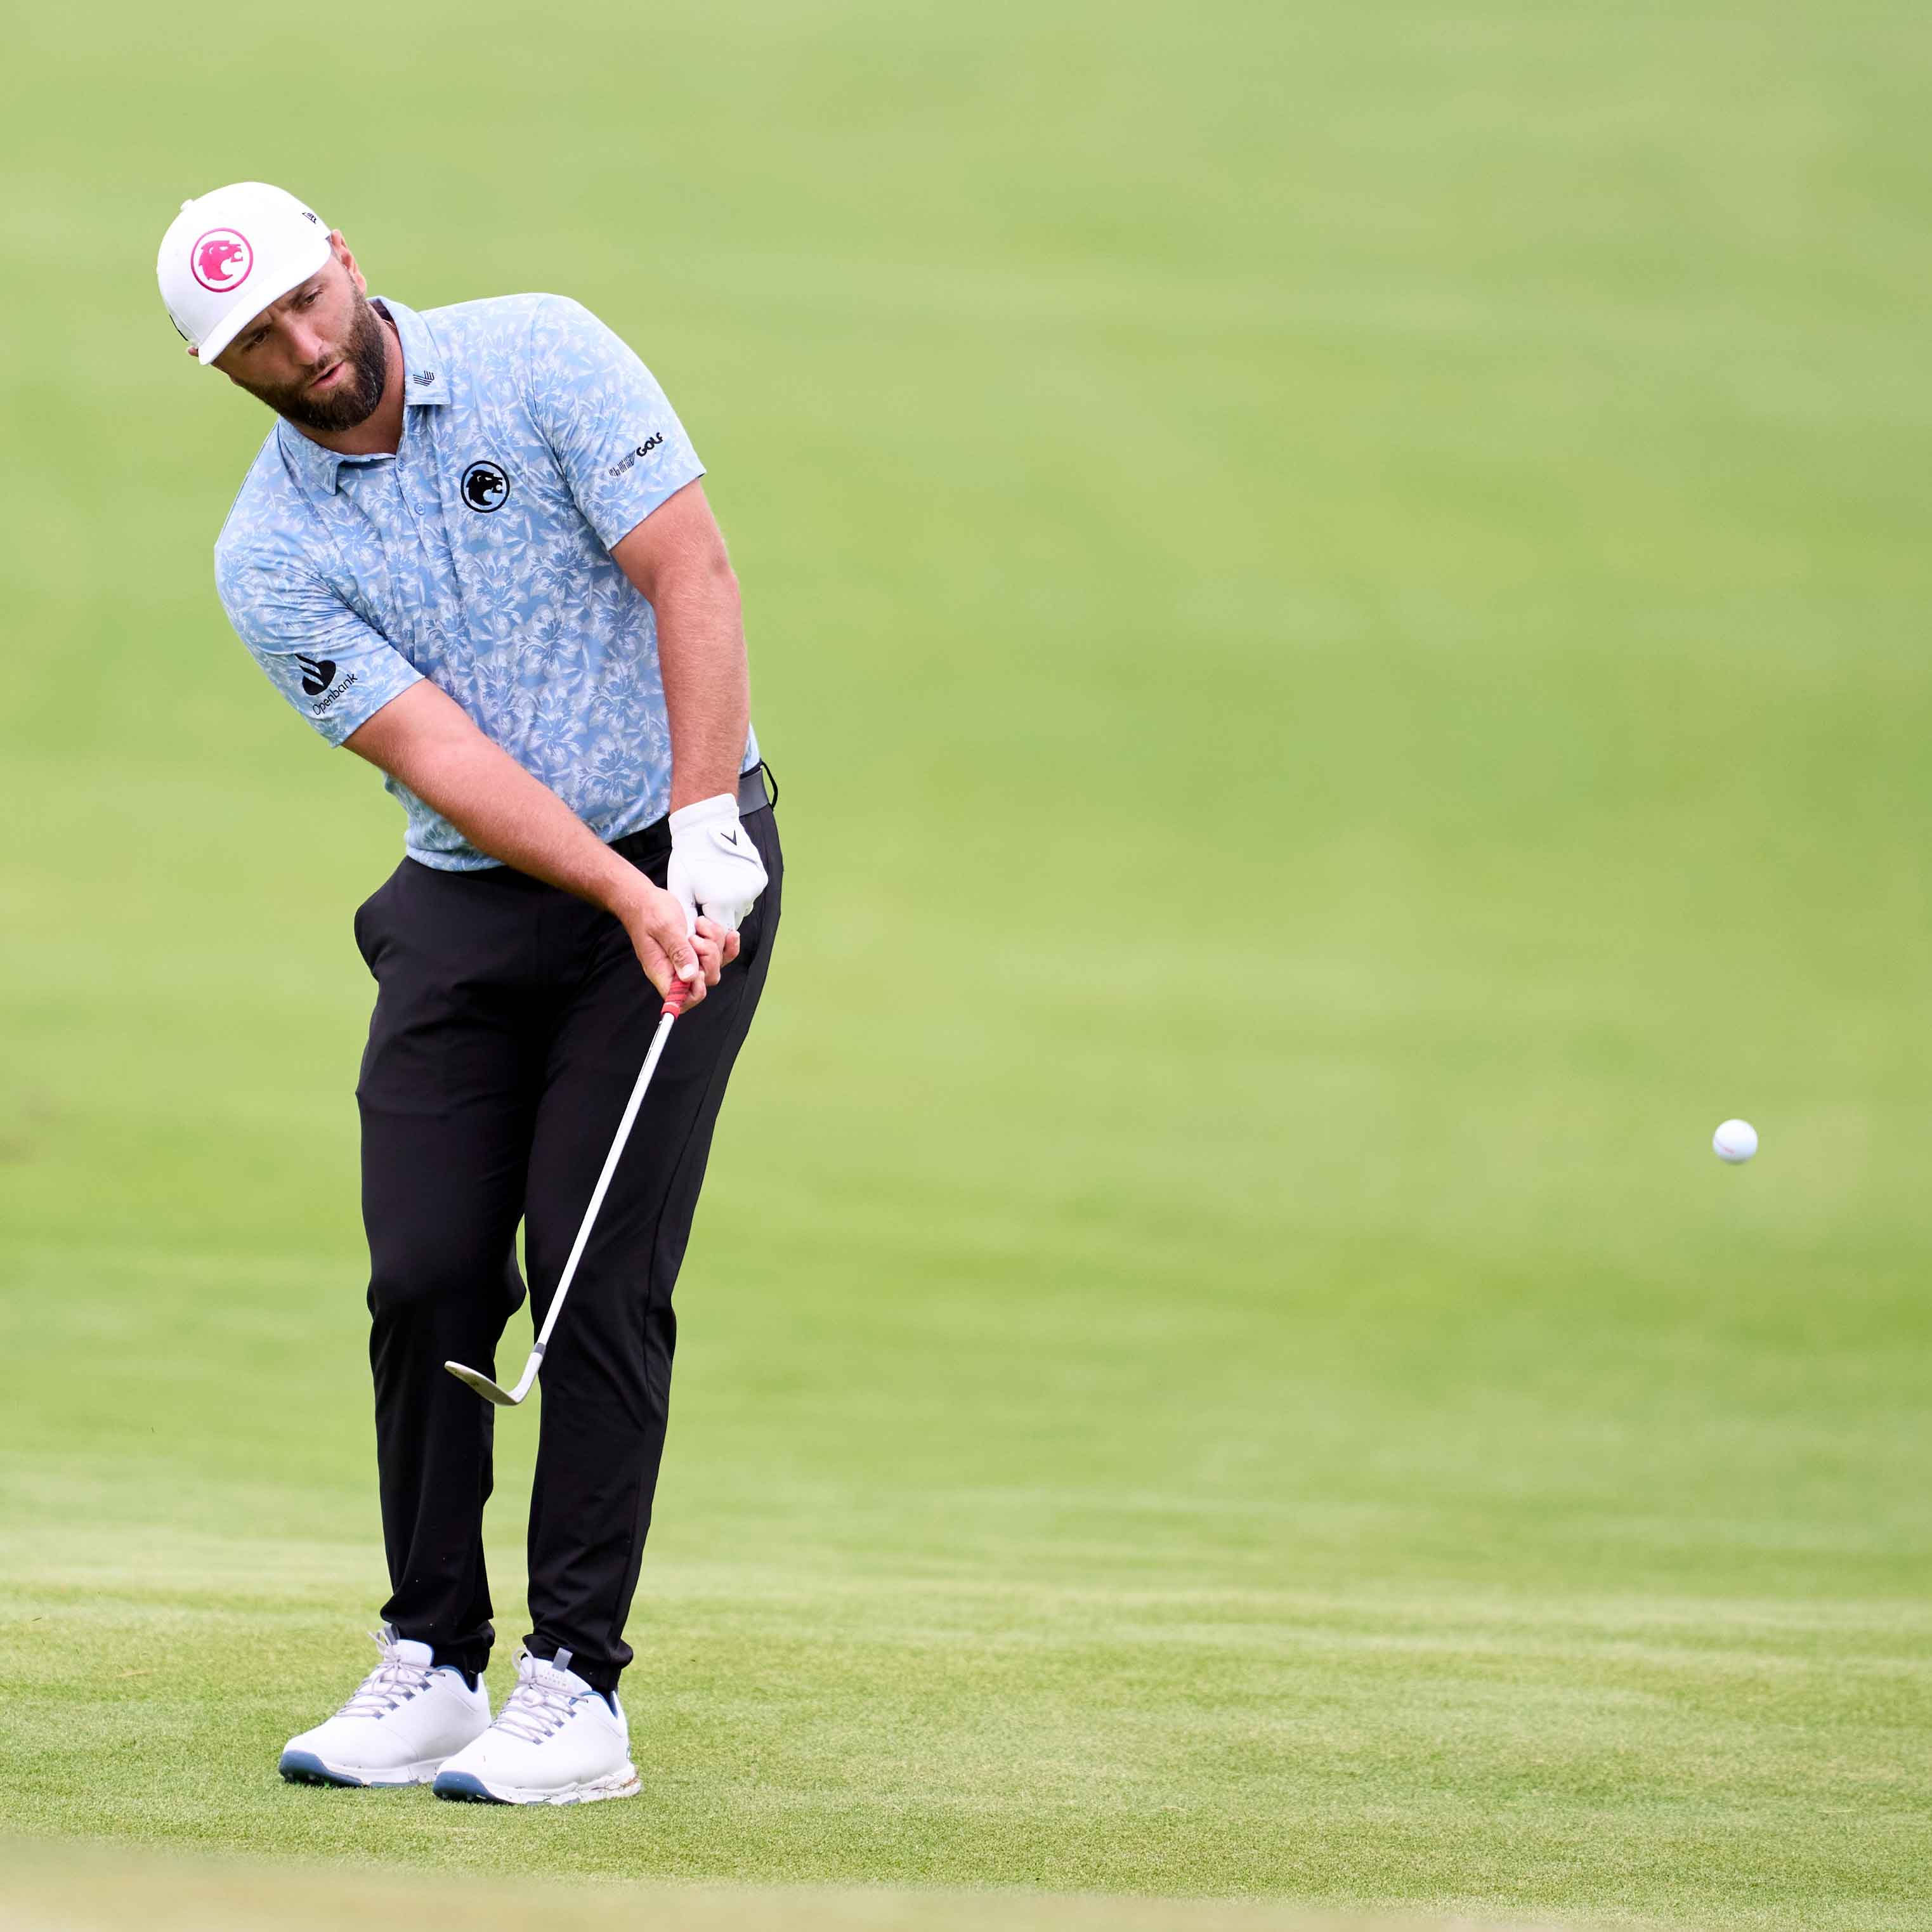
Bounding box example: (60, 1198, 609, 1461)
(523, 294, 706, 551)
(215, 545, 425, 748)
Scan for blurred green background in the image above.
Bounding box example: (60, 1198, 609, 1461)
(3, 1, 1929, 1926)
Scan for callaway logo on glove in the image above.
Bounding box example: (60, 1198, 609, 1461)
(667, 792, 768, 935)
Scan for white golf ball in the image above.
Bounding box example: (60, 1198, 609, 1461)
(1713, 1118, 1758, 1164)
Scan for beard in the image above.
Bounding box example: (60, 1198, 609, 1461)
(242, 290, 391, 433)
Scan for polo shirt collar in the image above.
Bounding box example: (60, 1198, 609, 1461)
(276, 295, 449, 495)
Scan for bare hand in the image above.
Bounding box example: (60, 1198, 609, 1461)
(616, 879, 704, 1002)
(614, 882, 740, 1005)
(695, 914, 742, 986)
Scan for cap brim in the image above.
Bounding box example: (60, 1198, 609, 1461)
(194, 232, 333, 369)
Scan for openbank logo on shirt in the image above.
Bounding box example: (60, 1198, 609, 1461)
(296, 651, 360, 717)
(296, 653, 336, 696)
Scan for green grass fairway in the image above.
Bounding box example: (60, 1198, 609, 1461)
(0, 1839, 1550, 1932)
(4, 1, 1931, 1927)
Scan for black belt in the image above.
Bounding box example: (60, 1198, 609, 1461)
(610, 761, 774, 865)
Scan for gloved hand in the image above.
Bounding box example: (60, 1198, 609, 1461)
(667, 792, 768, 936)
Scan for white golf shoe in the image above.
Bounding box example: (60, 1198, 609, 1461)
(432, 1648, 639, 1805)
(278, 1627, 491, 1788)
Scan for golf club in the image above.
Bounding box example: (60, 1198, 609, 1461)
(445, 972, 693, 1407)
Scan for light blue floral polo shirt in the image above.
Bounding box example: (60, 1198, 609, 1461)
(213, 293, 757, 870)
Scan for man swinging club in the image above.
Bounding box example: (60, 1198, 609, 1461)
(157, 181, 783, 1805)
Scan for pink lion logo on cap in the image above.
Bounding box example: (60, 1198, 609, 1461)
(192, 228, 252, 293)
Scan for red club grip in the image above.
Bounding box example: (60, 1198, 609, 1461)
(661, 974, 694, 1018)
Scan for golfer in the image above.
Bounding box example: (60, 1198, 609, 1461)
(157, 182, 782, 1805)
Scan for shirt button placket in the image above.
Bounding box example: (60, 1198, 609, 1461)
(403, 440, 466, 646)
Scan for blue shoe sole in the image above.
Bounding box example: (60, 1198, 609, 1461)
(278, 1749, 370, 1789)
(433, 1770, 506, 1804)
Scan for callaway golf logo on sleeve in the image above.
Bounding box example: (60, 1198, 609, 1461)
(460, 460, 510, 512)
(192, 229, 252, 292)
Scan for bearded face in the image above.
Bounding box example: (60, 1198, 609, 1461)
(214, 264, 392, 434)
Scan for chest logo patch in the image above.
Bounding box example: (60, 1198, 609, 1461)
(460, 460, 511, 513)
(192, 229, 252, 293)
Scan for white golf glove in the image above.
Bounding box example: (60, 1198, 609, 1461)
(667, 792, 767, 936)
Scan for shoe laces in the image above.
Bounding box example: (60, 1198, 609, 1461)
(336, 1628, 436, 1720)
(493, 1652, 586, 1745)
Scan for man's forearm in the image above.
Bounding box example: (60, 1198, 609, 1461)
(609, 482, 752, 813)
(344, 677, 721, 999)
(345, 681, 644, 916)
(655, 562, 750, 813)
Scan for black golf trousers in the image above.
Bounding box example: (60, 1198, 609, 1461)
(352, 785, 780, 1694)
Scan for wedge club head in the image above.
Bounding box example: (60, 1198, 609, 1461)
(443, 1359, 528, 1406)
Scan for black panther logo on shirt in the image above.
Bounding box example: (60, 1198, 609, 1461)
(460, 461, 510, 513)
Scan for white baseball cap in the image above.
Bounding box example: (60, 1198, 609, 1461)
(157, 182, 333, 368)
